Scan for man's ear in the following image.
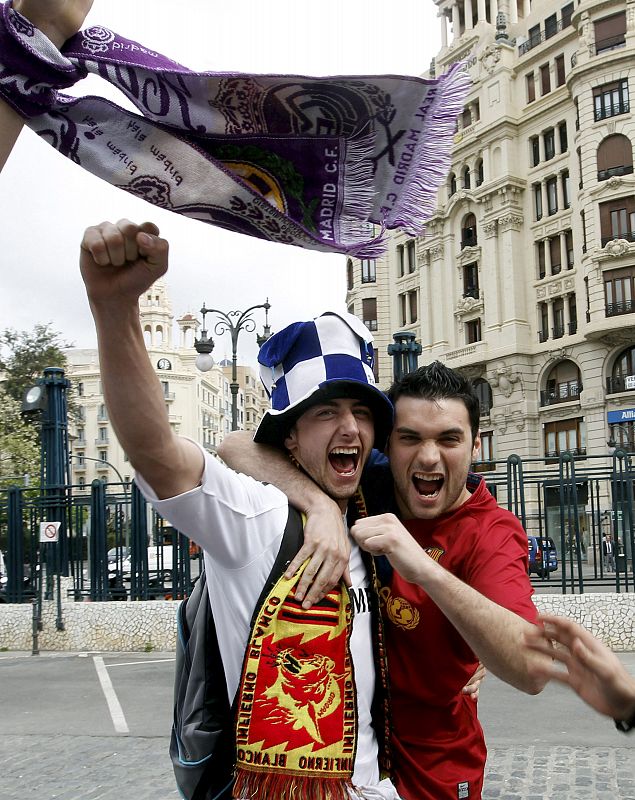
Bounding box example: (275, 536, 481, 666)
(284, 426, 298, 456)
(472, 430, 482, 461)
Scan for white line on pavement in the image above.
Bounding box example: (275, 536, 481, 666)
(93, 655, 130, 734)
(106, 658, 175, 668)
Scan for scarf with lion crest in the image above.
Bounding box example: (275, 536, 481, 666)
(0, 1, 469, 257)
(232, 490, 390, 800)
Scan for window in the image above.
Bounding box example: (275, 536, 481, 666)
(545, 13, 558, 39)
(594, 79, 629, 121)
(550, 237, 561, 275)
(461, 107, 472, 128)
(597, 134, 633, 181)
(544, 129, 555, 160)
(539, 303, 549, 342)
(461, 214, 477, 248)
(361, 258, 376, 283)
(604, 267, 635, 317)
(473, 431, 494, 472)
(526, 72, 535, 103)
(463, 262, 479, 298)
(555, 54, 565, 87)
(463, 166, 471, 190)
(534, 183, 543, 220)
(562, 170, 570, 209)
(76, 452, 85, 466)
(599, 197, 635, 246)
(544, 418, 585, 458)
(408, 291, 418, 324)
(473, 379, 493, 416)
(540, 64, 551, 95)
(562, 3, 574, 28)
(399, 294, 407, 327)
(594, 12, 626, 54)
(565, 229, 574, 269)
(346, 259, 354, 290)
(546, 177, 558, 215)
(577, 146, 583, 189)
(466, 318, 482, 344)
(552, 298, 565, 338)
(530, 136, 540, 167)
(98, 427, 108, 442)
(528, 24, 541, 49)
(542, 361, 582, 405)
(406, 240, 416, 273)
(558, 122, 568, 153)
(98, 404, 108, 421)
(536, 240, 546, 279)
(362, 297, 378, 331)
(608, 345, 635, 393)
(449, 172, 457, 196)
(569, 295, 578, 334)
(78, 477, 85, 489)
(397, 244, 405, 277)
(99, 450, 108, 462)
(475, 159, 484, 187)
(77, 382, 84, 397)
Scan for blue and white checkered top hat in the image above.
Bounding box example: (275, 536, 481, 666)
(254, 311, 393, 448)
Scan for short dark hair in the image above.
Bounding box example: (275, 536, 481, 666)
(387, 361, 480, 441)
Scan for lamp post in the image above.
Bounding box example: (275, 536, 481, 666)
(387, 331, 422, 382)
(194, 300, 272, 431)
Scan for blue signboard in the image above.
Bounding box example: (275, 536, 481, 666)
(608, 408, 635, 423)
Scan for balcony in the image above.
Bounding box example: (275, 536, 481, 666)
(596, 34, 626, 55)
(545, 447, 587, 460)
(552, 325, 565, 340)
(606, 299, 635, 317)
(540, 381, 582, 407)
(607, 374, 635, 393)
(95, 436, 109, 445)
(538, 330, 549, 343)
(594, 100, 630, 122)
(598, 165, 634, 182)
(601, 232, 635, 248)
(568, 321, 578, 335)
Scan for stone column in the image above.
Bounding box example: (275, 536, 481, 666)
(491, 0, 498, 22)
(509, 0, 518, 24)
(547, 299, 555, 338)
(452, 2, 461, 40)
(477, 0, 486, 23)
(523, 0, 531, 18)
(465, 0, 474, 29)
(440, 12, 448, 47)
(564, 293, 571, 331)
(560, 232, 569, 270)
(557, 173, 565, 212)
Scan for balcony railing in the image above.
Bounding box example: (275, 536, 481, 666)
(607, 374, 635, 393)
(598, 164, 634, 182)
(594, 100, 630, 122)
(568, 321, 578, 335)
(605, 299, 635, 317)
(545, 447, 586, 459)
(540, 381, 582, 407)
(538, 330, 549, 343)
(601, 231, 635, 248)
(596, 34, 626, 55)
(552, 325, 565, 340)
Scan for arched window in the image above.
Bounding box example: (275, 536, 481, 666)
(449, 172, 457, 197)
(461, 213, 477, 249)
(541, 360, 582, 406)
(143, 326, 152, 347)
(475, 158, 484, 187)
(608, 345, 635, 393)
(473, 379, 493, 416)
(463, 166, 471, 189)
(155, 325, 164, 346)
(597, 134, 633, 181)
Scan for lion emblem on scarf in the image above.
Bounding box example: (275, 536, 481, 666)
(262, 647, 343, 743)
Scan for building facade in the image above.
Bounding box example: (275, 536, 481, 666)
(346, 0, 635, 541)
(65, 279, 268, 489)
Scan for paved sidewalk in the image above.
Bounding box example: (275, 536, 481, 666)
(1, 650, 635, 799)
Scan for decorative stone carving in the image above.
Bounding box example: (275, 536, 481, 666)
(490, 363, 520, 398)
(480, 43, 502, 74)
(564, 278, 574, 291)
(455, 295, 484, 317)
(498, 214, 523, 232)
(601, 331, 635, 348)
(458, 363, 486, 381)
(537, 287, 546, 299)
(549, 281, 562, 295)
(483, 220, 498, 238)
(607, 175, 623, 190)
(430, 244, 444, 260)
(546, 346, 570, 362)
(605, 238, 630, 257)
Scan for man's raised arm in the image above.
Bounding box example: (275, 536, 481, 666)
(0, 0, 93, 170)
(80, 219, 203, 500)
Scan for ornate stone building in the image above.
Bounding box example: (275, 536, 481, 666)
(346, 0, 635, 538)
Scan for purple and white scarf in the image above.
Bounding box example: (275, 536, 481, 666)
(0, 1, 469, 257)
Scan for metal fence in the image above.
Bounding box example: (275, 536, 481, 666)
(1, 449, 633, 604)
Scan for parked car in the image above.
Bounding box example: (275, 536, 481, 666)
(107, 546, 172, 583)
(527, 535, 558, 578)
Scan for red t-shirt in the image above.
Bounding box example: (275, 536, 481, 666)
(382, 478, 537, 800)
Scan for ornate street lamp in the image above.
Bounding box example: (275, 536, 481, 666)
(194, 300, 272, 431)
(387, 330, 422, 382)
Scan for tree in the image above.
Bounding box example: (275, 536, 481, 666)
(0, 324, 72, 403)
(0, 389, 39, 487)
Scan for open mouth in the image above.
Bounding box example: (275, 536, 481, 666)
(328, 447, 360, 476)
(412, 473, 444, 498)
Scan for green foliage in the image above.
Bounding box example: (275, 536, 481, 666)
(0, 324, 72, 404)
(0, 389, 39, 487)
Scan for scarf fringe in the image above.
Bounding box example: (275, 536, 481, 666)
(234, 767, 353, 800)
(391, 61, 472, 236)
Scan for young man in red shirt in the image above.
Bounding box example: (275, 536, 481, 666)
(220, 361, 547, 800)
